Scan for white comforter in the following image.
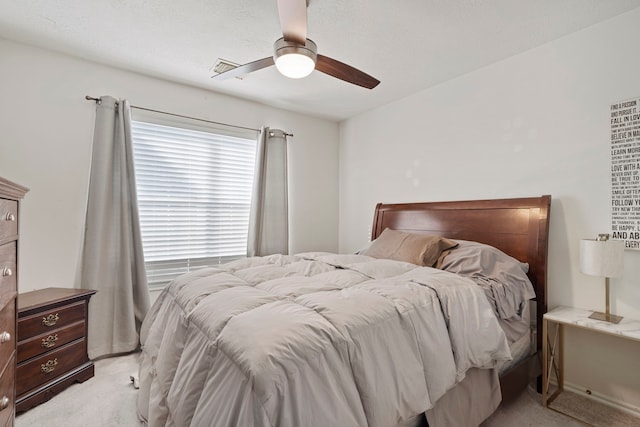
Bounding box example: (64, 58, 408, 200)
(137, 253, 511, 427)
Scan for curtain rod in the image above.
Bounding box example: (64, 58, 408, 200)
(84, 95, 293, 136)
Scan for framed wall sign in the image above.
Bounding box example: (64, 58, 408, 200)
(610, 96, 640, 250)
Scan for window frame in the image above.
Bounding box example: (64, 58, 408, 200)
(130, 108, 259, 289)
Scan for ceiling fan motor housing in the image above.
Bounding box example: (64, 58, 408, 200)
(273, 37, 318, 63)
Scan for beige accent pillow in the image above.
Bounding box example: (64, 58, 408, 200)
(361, 228, 458, 267)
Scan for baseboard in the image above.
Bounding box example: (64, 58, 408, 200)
(554, 380, 640, 419)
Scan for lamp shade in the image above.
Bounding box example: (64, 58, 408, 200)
(579, 238, 624, 278)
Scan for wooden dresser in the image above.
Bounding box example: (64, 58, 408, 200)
(16, 287, 96, 413)
(0, 177, 28, 427)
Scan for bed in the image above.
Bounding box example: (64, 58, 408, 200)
(137, 195, 551, 427)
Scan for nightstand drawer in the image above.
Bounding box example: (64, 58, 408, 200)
(0, 199, 17, 242)
(18, 300, 86, 339)
(0, 356, 15, 427)
(0, 243, 16, 310)
(0, 302, 15, 365)
(17, 321, 85, 364)
(16, 339, 87, 397)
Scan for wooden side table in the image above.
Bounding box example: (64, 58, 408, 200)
(542, 306, 640, 422)
(16, 287, 96, 412)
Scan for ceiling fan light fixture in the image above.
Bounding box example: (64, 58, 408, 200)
(274, 38, 317, 79)
(275, 53, 315, 78)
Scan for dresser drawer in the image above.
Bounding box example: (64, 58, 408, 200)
(16, 339, 88, 397)
(18, 300, 86, 340)
(0, 178, 28, 426)
(0, 243, 16, 311)
(0, 301, 15, 366)
(17, 321, 85, 364)
(0, 199, 17, 242)
(0, 356, 15, 427)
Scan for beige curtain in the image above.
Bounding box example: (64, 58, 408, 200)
(78, 96, 150, 359)
(247, 127, 289, 256)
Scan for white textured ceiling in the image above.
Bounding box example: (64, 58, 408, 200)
(2, 1, 640, 121)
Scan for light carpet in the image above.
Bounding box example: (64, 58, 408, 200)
(482, 385, 639, 427)
(16, 353, 640, 426)
(16, 352, 143, 427)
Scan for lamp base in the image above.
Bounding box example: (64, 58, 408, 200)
(589, 311, 623, 324)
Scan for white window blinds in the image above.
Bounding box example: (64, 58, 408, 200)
(130, 112, 257, 288)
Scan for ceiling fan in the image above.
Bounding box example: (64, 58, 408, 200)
(211, 0, 380, 89)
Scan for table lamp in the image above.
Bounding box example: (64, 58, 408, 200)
(579, 233, 625, 323)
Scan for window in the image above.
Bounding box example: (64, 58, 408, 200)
(130, 110, 258, 288)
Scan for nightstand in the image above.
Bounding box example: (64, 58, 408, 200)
(542, 306, 640, 421)
(15, 287, 96, 412)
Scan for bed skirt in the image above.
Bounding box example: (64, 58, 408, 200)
(426, 367, 501, 426)
(393, 367, 500, 427)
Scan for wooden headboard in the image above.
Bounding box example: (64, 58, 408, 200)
(371, 195, 551, 349)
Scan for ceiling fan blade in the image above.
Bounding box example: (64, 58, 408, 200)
(277, 0, 307, 44)
(316, 55, 380, 89)
(211, 56, 275, 81)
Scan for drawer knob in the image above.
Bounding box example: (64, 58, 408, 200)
(41, 334, 59, 348)
(1, 267, 11, 277)
(42, 313, 60, 327)
(0, 331, 10, 344)
(0, 396, 9, 411)
(3, 212, 15, 221)
(40, 358, 58, 374)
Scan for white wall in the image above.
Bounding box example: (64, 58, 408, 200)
(340, 8, 640, 412)
(0, 38, 339, 293)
